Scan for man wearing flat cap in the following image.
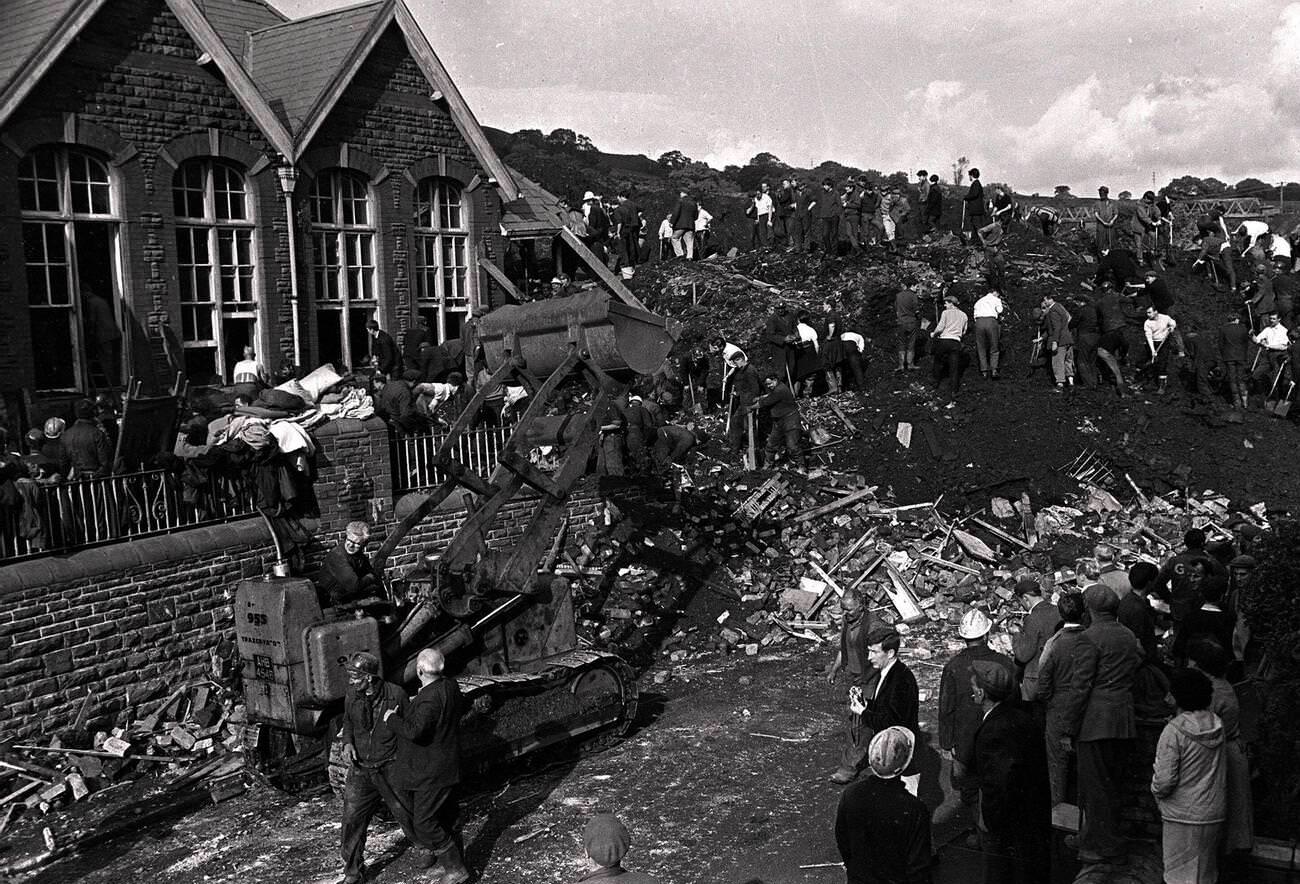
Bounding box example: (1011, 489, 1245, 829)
(969, 661, 1052, 882)
(939, 609, 1013, 806)
(835, 727, 933, 884)
(1060, 584, 1142, 866)
(572, 813, 662, 883)
(318, 522, 381, 608)
(338, 652, 409, 884)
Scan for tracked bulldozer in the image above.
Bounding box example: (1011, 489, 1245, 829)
(234, 291, 679, 788)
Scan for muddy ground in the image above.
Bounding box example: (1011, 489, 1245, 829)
(11, 643, 1089, 884)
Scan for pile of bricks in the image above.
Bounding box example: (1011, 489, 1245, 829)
(0, 680, 246, 836)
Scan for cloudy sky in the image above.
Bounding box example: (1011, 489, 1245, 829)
(280, 0, 1300, 195)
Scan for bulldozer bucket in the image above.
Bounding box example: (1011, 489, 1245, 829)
(478, 291, 680, 376)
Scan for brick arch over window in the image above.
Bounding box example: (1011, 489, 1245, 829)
(298, 144, 390, 196)
(0, 115, 137, 168)
(151, 130, 271, 193)
(404, 155, 475, 188)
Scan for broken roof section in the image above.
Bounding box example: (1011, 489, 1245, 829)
(500, 169, 566, 238)
(0, 0, 517, 199)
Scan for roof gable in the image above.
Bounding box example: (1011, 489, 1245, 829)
(244, 1, 381, 134)
(286, 0, 516, 199)
(0, 0, 109, 127)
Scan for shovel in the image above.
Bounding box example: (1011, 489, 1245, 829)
(1272, 381, 1295, 418)
(1263, 360, 1288, 412)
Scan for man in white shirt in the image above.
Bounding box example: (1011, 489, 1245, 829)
(694, 205, 713, 257)
(972, 291, 1005, 380)
(232, 346, 268, 388)
(1233, 220, 1270, 253)
(657, 215, 673, 261)
(751, 184, 775, 250)
(1144, 306, 1179, 393)
(1252, 312, 1291, 385)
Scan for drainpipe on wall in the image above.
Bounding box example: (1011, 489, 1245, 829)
(276, 163, 303, 370)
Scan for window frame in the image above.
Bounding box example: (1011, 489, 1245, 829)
(172, 158, 259, 384)
(309, 168, 377, 370)
(18, 145, 121, 392)
(412, 176, 470, 343)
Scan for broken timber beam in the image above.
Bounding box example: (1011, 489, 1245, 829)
(478, 259, 526, 304)
(828, 402, 859, 436)
(558, 228, 648, 311)
(794, 486, 877, 523)
(969, 516, 1034, 550)
(917, 554, 982, 576)
(882, 562, 926, 623)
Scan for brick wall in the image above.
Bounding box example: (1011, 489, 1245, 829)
(0, 0, 506, 396)
(0, 418, 603, 742)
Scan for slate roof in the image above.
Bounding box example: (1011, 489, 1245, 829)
(500, 169, 565, 238)
(244, 1, 381, 134)
(0, 0, 86, 105)
(195, 0, 285, 59)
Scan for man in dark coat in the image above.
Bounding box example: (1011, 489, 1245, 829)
(969, 661, 1052, 883)
(60, 398, 113, 478)
(669, 189, 697, 259)
(366, 320, 400, 376)
(855, 627, 921, 793)
(1037, 591, 1087, 807)
(1117, 562, 1160, 663)
(762, 305, 800, 386)
(338, 652, 408, 884)
(835, 726, 933, 884)
(939, 609, 1014, 805)
(1012, 577, 1059, 706)
(816, 178, 842, 253)
(1154, 528, 1227, 624)
(384, 649, 467, 883)
(374, 372, 427, 434)
(402, 316, 431, 374)
(318, 522, 381, 608)
(963, 168, 986, 243)
(826, 591, 880, 784)
(612, 190, 642, 272)
(1060, 584, 1142, 865)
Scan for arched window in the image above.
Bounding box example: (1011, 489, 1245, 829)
(19, 146, 121, 391)
(310, 169, 376, 370)
(412, 177, 469, 342)
(172, 159, 256, 384)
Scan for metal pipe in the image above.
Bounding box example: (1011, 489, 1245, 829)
(276, 165, 303, 370)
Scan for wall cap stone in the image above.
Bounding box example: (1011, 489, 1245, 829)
(0, 519, 270, 596)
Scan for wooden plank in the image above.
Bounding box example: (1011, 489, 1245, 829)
(558, 227, 648, 310)
(828, 402, 859, 436)
(828, 528, 876, 575)
(917, 554, 982, 576)
(793, 486, 876, 523)
(479, 258, 525, 303)
(882, 562, 926, 623)
(1017, 492, 1038, 546)
(969, 516, 1034, 551)
(952, 528, 999, 563)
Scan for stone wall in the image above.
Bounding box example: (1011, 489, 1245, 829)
(0, 417, 603, 742)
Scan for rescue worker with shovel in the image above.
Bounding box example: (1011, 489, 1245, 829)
(1143, 305, 1181, 394)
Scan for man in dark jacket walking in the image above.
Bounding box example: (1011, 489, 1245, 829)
(835, 726, 933, 884)
(1061, 585, 1142, 865)
(384, 649, 467, 883)
(969, 661, 1052, 883)
(670, 190, 697, 259)
(338, 652, 409, 884)
(855, 627, 921, 794)
(1041, 294, 1075, 391)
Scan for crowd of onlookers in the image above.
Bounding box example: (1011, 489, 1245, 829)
(828, 525, 1262, 883)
